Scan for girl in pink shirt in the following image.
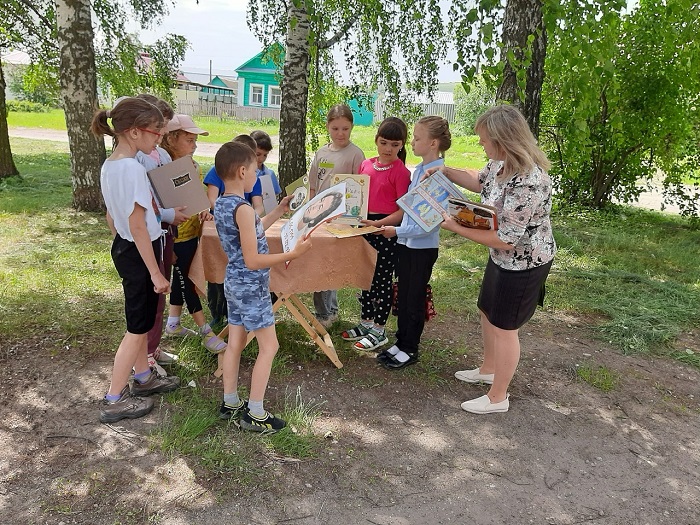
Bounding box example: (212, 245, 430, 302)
(341, 117, 411, 351)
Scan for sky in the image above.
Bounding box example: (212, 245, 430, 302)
(139, 0, 462, 83)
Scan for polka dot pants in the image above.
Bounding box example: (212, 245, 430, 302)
(360, 233, 398, 326)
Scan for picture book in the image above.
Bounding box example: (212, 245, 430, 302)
(147, 156, 210, 217)
(397, 170, 465, 232)
(284, 175, 309, 212)
(397, 170, 497, 232)
(328, 174, 370, 225)
(280, 182, 347, 264)
(259, 173, 279, 215)
(446, 198, 498, 230)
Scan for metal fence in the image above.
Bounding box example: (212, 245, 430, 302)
(176, 99, 281, 121)
(373, 99, 456, 123)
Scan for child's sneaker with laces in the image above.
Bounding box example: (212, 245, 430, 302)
(99, 386, 154, 423)
(240, 409, 286, 434)
(130, 368, 181, 396)
(219, 400, 248, 426)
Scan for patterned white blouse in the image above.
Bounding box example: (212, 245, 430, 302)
(479, 160, 556, 271)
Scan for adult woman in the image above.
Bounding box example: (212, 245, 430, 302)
(433, 105, 556, 414)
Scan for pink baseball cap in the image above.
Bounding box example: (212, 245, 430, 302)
(166, 114, 209, 135)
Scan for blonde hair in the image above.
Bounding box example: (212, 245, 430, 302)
(475, 105, 550, 177)
(416, 116, 452, 157)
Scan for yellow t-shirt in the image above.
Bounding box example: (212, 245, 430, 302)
(175, 161, 204, 243)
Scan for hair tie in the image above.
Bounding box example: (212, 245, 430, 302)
(105, 110, 111, 118)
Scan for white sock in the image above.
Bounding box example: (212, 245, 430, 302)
(200, 323, 212, 335)
(386, 345, 400, 356)
(394, 350, 411, 363)
(361, 319, 373, 328)
(372, 324, 385, 334)
(167, 316, 180, 327)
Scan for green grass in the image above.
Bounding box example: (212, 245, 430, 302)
(6, 109, 68, 130)
(2, 136, 700, 484)
(576, 364, 620, 392)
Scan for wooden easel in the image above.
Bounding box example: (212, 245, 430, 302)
(213, 292, 343, 377)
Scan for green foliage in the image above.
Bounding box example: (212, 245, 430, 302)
(247, 0, 449, 166)
(449, 0, 700, 218)
(6, 63, 60, 106)
(6, 99, 51, 113)
(97, 33, 189, 105)
(448, 0, 505, 90)
(453, 76, 495, 133)
(1, 1, 186, 107)
(541, 0, 700, 216)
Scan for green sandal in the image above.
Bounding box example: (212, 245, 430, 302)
(353, 330, 389, 352)
(341, 324, 372, 341)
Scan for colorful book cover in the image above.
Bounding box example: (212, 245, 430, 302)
(284, 175, 309, 212)
(280, 182, 347, 265)
(397, 170, 465, 232)
(329, 174, 370, 225)
(446, 198, 498, 230)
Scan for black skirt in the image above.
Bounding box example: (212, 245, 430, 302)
(477, 257, 553, 330)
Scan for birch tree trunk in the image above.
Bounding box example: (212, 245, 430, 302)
(277, 2, 311, 189)
(496, 0, 547, 138)
(56, 0, 106, 211)
(0, 60, 19, 179)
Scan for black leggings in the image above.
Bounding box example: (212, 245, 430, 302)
(171, 237, 203, 314)
(360, 214, 398, 326)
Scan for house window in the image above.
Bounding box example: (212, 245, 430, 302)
(268, 86, 282, 108)
(250, 84, 264, 106)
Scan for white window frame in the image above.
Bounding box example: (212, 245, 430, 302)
(268, 85, 282, 108)
(249, 83, 264, 106)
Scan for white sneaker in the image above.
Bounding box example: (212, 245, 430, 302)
(461, 394, 509, 414)
(147, 355, 168, 377)
(153, 347, 178, 365)
(454, 368, 494, 384)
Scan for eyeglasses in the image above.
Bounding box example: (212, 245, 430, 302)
(136, 128, 165, 138)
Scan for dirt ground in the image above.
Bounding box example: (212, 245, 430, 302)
(1, 309, 699, 525)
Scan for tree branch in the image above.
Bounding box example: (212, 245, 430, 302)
(318, 14, 358, 50)
(15, 0, 54, 31)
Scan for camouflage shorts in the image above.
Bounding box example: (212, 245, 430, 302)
(225, 278, 274, 331)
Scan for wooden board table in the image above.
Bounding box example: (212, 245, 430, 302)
(190, 220, 377, 373)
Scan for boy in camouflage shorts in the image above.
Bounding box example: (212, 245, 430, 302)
(213, 142, 312, 433)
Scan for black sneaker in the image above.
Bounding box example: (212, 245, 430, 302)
(99, 386, 154, 423)
(240, 409, 287, 434)
(219, 400, 248, 424)
(131, 368, 181, 396)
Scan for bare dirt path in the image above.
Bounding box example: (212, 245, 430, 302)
(8, 126, 279, 164)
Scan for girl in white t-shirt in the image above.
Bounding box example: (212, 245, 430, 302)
(307, 104, 366, 327)
(91, 97, 180, 424)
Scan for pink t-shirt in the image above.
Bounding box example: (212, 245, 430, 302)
(359, 157, 411, 215)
